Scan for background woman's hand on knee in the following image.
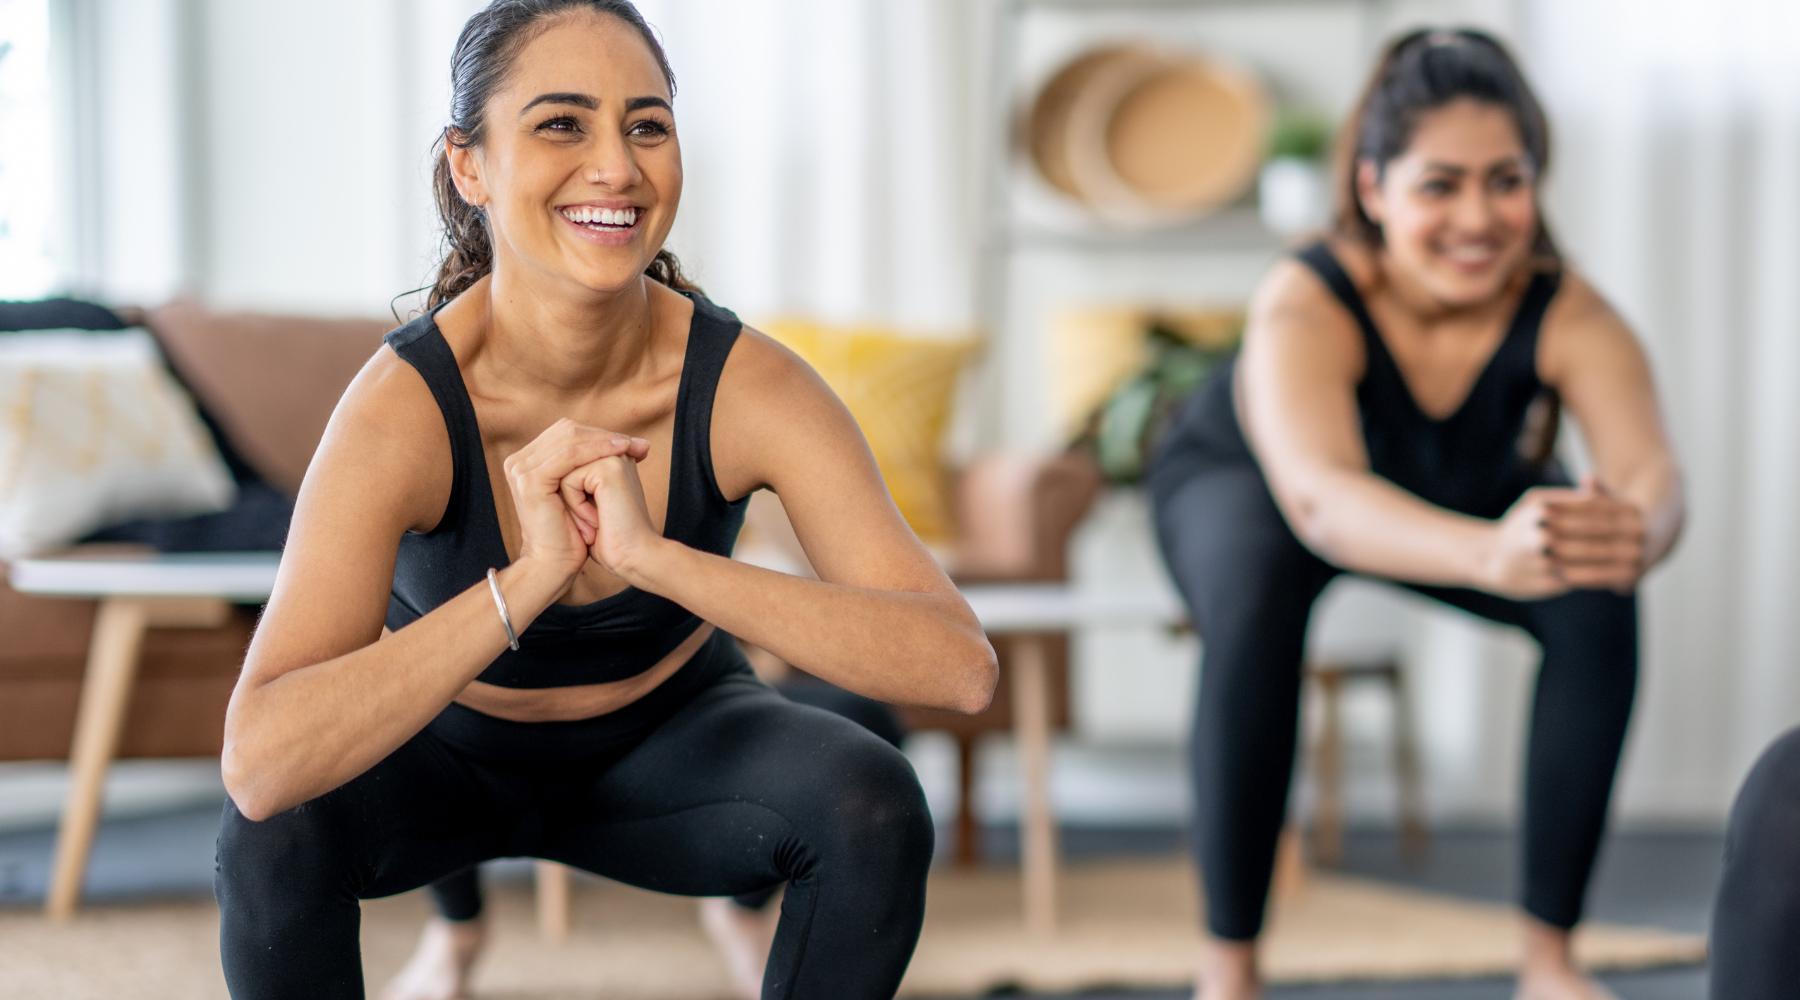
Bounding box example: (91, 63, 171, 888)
(1485, 478, 1648, 600)
(503, 419, 650, 590)
(1541, 475, 1648, 594)
(1484, 486, 1584, 600)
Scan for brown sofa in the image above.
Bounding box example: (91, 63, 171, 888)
(0, 302, 389, 761)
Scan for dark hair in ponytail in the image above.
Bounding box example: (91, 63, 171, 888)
(1331, 27, 1559, 261)
(426, 0, 698, 311)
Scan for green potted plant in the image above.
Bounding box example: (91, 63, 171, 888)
(1076, 313, 1241, 484)
(1259, 108, 1333, 235)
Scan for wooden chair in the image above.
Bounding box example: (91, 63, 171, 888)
(899, 450, 1103, 865)
(1305, 655, 1430, 865)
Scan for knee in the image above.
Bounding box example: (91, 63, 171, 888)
(1530, 589, 1639, 673)
(215, 797, 354, 907)
(1726, 728, 1800, 867)
(820, 741, 934, 873)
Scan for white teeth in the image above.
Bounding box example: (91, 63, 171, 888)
(561, 206, 637, 226)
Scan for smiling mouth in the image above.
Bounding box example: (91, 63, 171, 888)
(558, 205, 640, 231)
(1437, 242, 1502, 269)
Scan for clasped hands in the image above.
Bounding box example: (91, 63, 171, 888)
(1488, 474, 1648, 600)
(502, 418, 662, 586)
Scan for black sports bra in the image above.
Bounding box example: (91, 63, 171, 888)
(383, 291, 749, 688)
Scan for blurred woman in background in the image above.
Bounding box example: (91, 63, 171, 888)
(1149, 28, 1684, 1000)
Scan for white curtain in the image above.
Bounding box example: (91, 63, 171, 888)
(632, 0, 980, 332)
(1524, 0, 1800, 814)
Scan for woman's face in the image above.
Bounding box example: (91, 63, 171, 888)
(450, 11, 681, 297)
(1358, 99, 1538, 308)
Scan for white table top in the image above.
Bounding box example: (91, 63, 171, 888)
(7, 551, 1189, 630)
(957, 582, 1186, 632)
(9, 551, 282, 601)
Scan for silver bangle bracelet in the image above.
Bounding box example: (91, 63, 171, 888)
(486, 566, 521, 651)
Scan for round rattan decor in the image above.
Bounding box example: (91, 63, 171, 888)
(1025, 44, 1269, 228)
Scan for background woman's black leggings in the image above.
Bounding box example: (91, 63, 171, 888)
(424, 674, 909, 920)
(1710, 725, 1800, 999)
(214, 637, 933, 1000)
(1150, 461, 1638, 941)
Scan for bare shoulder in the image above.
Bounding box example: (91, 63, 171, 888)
(710, 324, 855, 499)
(717, 324, 830, 399)
(1538, 266, 1642, 382)
(1244, 249, 1364, 375)
(304, 339, 453, 535)
(1543, 267, 1628, 332)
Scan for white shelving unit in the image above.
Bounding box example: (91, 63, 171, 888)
(975, 0, 1395, 453)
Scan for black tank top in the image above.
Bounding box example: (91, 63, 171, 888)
(1156, 242, 1562, 519)
(382, 291, 750, 689)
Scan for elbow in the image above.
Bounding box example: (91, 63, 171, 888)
(1285, 493, 1340, 564)
(219, 723, 296, 823)
(947, 635, 999, 715)
(220, 750, 277, 824)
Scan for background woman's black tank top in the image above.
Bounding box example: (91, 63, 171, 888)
(1152, 241, 1563, 519)
(382, 291, 749, 689)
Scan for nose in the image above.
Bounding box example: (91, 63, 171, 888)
(587, 129, 642, 190)
(1452, 187, 1497, 234)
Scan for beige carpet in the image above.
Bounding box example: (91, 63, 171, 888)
(0, 857, 1704, 999)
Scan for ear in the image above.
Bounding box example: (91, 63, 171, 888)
(1355, 158, 1385, 226)
(445, 131, 488, 209)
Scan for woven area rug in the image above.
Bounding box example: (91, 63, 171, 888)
(0, 856, 1705, 999)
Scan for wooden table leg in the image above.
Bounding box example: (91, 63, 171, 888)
(47, 597, 149, 920)
(1009, 633, 1058, 935)
(536, 861, 571, 941)
(1312, 671, 1346, 866)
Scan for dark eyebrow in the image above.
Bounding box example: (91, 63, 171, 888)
(1420, 155, 1528, 176)
(520, 92, 598, 115)
(518, 93, 672, 116)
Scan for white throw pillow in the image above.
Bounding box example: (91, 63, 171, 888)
(0, 328, 236, 559)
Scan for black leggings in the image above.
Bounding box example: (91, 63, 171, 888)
(1150, 461, 1638, 940)
(1710, 725, 1800, 999)
(425, 673, 908, 920)
(214, 636, 933, 999)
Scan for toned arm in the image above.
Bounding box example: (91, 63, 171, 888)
(219, 350, 568, 821)
(1538, 273, 1685, 568)
(622, 330, 997, 713)
(1238, 259, 1499, 586)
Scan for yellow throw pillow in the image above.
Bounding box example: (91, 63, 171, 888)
(760, 319, 976, 543)
(1050, 304, 1244, 442)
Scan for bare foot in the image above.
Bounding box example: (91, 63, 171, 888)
(1192, 937, 1263, 1000)
(380, 917, 488, 1000)
(1514, 965, 1619, 1000)
(699, 896, 779, 1000)
(1191, 976, 1264, 1000)
(1516, 916, 1617, 1000)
